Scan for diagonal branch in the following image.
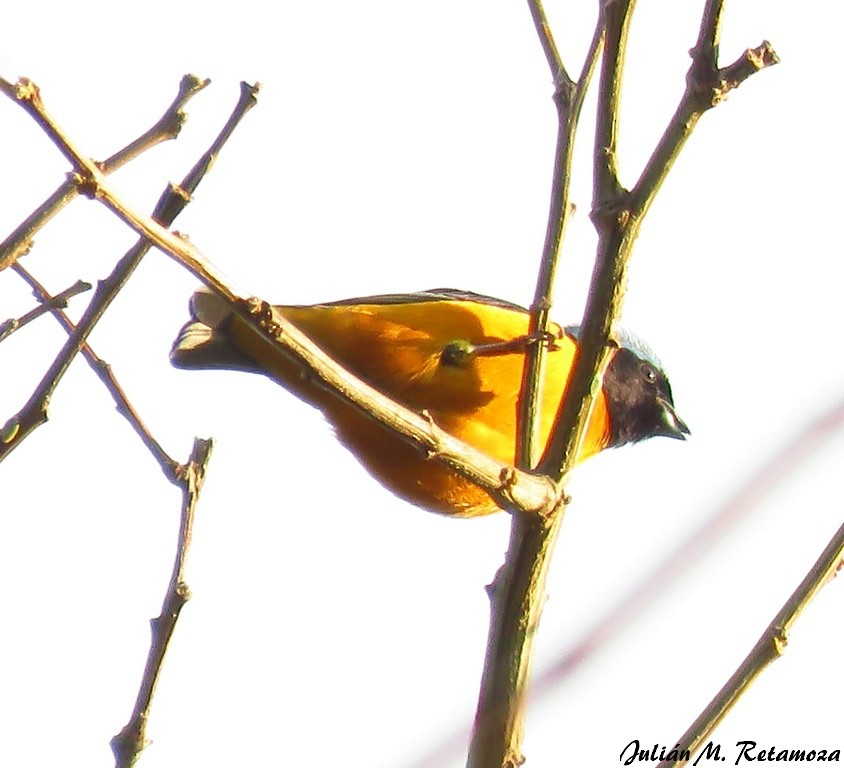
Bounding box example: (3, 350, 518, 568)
(0, 78, 258, 463)
(0, 74, 208, 272)
(526, 0, 570, 88)
(659, 513, 844, 767)
(0, 278, 90, 343)
(12, 264, 178, 477)
(631, 11, 778, 221)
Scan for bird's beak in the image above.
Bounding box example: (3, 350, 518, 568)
(655, 397, 690, 441)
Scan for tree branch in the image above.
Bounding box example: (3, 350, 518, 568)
(0, 78, 257, 463)
(110, 438, 213, 768)
(11, 264, 179, 477)
(469, 2, 778, 765)
(659, 512, 844, 767)
(0, 278, 90, 343)
(516, 13, 604, 469)
(0, 74, 208, 272)
(466, 9, 604, 768)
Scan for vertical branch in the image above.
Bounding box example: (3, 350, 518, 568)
(538, 0, 638, 483)
(695, 0, 725, 64)
(471, 1, 777, 766)
(592, 0, 635, 206)
(111, 438, 213, 767)
(516, 14, 604, 469)
(468, 7, 607, 768)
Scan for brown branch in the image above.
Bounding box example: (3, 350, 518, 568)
(659, 516, 844, 766)
(466, 11, 605, 768)
(0, 78, 258, 464)
(406, 399, 844, 768)
(516, 16, 604, 469)
(526, 0, 569, 87)
(468, 10, 638, 766)
(111, 437, 213, 768)
(12, 264, 179, 477)
(0, 77, 245, 301)
(0, 74, 208, 272)
(470, 1, 778, 766)
(0, 278, 90, 343)
(631, 21, 778, 221)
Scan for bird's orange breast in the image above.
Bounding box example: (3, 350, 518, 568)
(228, 298, 610, 516)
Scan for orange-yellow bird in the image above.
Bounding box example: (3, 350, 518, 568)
(171, 288, 688, 516)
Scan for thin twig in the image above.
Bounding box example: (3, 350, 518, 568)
(526, 0, 570, 87)
(659, 518, 844, 766)
(111, 437, 213, 768)
(517, 15, 604, 469)
(0, 75, 208, 271)
(0, 77, 241, 296)
(0, 78, 258, 463)
(12, 264, 178, 476)
(0, 278, 90, 343)
(632, 13, 778, 220)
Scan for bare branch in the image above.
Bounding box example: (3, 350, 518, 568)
(659, 515, 844, 766)
(470, 2, 779, 765)
(0, 75, 208, 271)
(592, 0, 636, 207)
(517, 17, 603, 468)
(408, 400, 844, 768)
(468, 13, 605, 768)
(12, 264, 179, 477)
(632, 22, 778, 221)
(0, 278, 90, 343)
(526, 0, 570, 88)
(0, 78, 257, 462)
(111, 437, 213, 768)
(694, 0, 726, 66)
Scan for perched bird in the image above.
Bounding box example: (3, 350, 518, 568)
(171, 288, 688, 517)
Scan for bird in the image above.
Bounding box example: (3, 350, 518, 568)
(171, 288, 689, 517)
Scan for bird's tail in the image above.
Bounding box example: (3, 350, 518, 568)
(170, 290, 259, 372)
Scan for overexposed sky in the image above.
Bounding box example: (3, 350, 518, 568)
(2, 3, 843, 767)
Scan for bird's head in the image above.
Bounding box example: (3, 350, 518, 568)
(567, 326, 690, 448)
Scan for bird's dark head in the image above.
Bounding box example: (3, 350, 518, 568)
(597, 329, 689, 448)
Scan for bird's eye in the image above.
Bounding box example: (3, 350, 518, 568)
(640, 362, 657, 384)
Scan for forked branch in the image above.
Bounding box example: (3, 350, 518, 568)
(468, 2, 778, 767)
(0, 78, 257, 464)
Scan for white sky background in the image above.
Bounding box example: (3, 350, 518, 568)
(2, 2, 843, 766)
